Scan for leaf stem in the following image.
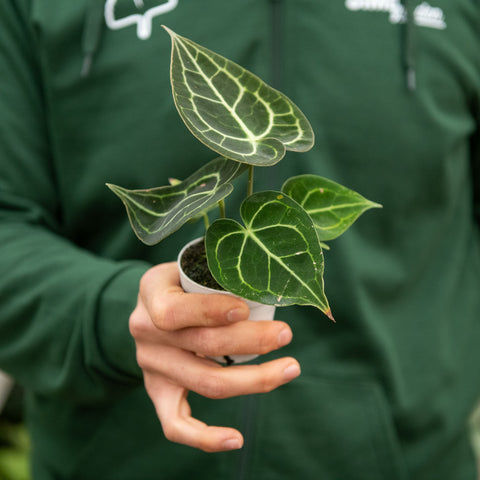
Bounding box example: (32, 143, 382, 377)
(218, 199, 226, 219)
(248, 165, 255, 197)
(203, 213, 210, 230)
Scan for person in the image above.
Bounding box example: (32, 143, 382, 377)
(0, 0, 479, 479)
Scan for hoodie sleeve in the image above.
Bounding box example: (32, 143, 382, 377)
(0, 0, 148, 403)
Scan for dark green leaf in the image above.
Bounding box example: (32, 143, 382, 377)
(282, 175, 382, 241)
(205, 191, 333, 318)
(163, 26, 314, 166)
(107, 157, 247, 245)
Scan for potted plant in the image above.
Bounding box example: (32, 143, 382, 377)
(107, 26, 380, 362)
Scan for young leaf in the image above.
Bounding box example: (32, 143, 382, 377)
(163, 26, 314, 166)
(205, 191, 333, 319)
(107, 157, 247, 245)
(282, 175, 382, 241)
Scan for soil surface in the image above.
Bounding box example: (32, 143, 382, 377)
(180, 239, 223, 290)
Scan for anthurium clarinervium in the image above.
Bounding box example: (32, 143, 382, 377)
(108, 27, 381, 320)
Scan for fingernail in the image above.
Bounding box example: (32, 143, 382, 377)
(278, 328, 292, 347)
(227, 308, 246, 323)
(283, 363, 301, 382)
(223, 438, 242, 450)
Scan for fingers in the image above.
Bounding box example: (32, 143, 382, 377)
(164, 320, 293, 357)
(143, 355, 301, 452)
(139, 263, 249, 330)
(131, 296, 290, 361)
(134, 261, 302, 453)
(141, 346, 301, 400)
(145, 376, 244, 452)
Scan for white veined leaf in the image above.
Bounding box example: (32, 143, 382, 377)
(282, 175, 382, 241)
(107, 157, 247, 245)
(164, 26, 314, 167)
(205, 191, 333, 319)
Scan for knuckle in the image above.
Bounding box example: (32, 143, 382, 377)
(138, 271, 149, 293)
(256, 329, 276, 355)
(198, 373, 227, 400)
(152, 296, 180, 331)
(193, 328, 218, 356)
(256, 367, 276, 394)
(128, 308, 147, 338)
(138, 268, 155, 295)
(162, 421, 182, 444)
(259, 378, 275, 394)
(134, 348, 149, 370)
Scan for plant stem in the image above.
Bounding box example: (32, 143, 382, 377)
(248, 165, 254, 197)
(203, 213, 210, 230)
(218, 199, 226, 219)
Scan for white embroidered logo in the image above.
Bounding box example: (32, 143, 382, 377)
(345, 0, 446, 30)
(105, 0, 179, 40)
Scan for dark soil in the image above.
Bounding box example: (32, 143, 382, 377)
(180, 239, 224, 291)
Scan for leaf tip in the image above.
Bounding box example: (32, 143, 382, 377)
(325, 308, 335, 322)
(161, 25, 175, 38)
(105, 182, 122, 195)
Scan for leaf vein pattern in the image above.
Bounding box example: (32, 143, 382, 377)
(175, 38, 266, 143)
(249, 201, 325, 304)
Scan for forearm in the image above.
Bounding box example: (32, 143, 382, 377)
(0, 215, 148, 403)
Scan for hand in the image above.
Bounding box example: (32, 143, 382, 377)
(129, 262, 300, 452)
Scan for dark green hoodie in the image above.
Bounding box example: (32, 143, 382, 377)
(0, 1, 479, 479)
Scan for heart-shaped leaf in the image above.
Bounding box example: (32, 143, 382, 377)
(107, 157, 247, 245)
(205, 191, 333, 318)
(163, 26, 314, 166)
(282, 175, 382, 241)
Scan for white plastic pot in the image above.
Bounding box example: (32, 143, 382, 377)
(178, 237, 276, 364)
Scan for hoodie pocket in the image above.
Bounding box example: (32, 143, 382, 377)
(247, 375, 408, 480)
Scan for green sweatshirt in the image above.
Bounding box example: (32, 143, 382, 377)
(0, 1, 479, 479)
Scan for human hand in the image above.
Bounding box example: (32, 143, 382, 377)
(129, 262, 300, 452)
